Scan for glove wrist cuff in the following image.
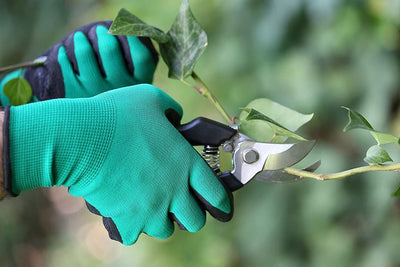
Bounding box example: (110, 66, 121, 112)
(5, 104, 56, 194)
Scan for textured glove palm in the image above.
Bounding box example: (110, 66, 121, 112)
(0, 21, 157, 105)
(4, 85, 233, 245)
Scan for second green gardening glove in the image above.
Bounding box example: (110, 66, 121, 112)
(0, 21, 157, 106)
(3, 85, 233, 245)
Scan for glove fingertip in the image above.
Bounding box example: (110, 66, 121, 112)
(102, 217, 123, 244)
(63, 33, 79, 75)
(169, 212, 187, 231)
(190, 161, 234, 222)
(191, 188, 234, 222)
(87, 25, 106, 78)
(83, 202, 125, 244)
(85, 201, 101, 215)
(165, 108, 182, 128)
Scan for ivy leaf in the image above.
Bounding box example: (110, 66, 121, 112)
(392, 184, 400, 197)
(248, 108, 307, 141)
(343, 107, 399, 145)
(363, 145, 393, 164)
(342, 106, 373, 132)
(3, 77, 32, 106)
(241, 108, 307, 142)
(108, 8, 169, 43)
(159, 0, 208, 80)
(109, 1, 207, 80)
(239, 98, 313, 142)
(370, 131, 399, 145)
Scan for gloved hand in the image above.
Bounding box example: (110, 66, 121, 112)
(3, 85, 233, 245)
(0, 21, 157, 105)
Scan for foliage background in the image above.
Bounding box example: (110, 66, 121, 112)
(0, 0, 400, 266)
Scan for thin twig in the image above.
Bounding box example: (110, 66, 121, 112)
(0, 57, 47, 75)
(284, 163, 400, 181)
(190, 71, 233, 125)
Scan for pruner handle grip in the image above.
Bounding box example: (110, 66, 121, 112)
(176, 117, 236, 146)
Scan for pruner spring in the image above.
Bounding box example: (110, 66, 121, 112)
(202, 145, 221, 175)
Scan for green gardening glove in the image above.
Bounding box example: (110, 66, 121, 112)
(0, 21, 157, 106)
(3, 84, 233, 245)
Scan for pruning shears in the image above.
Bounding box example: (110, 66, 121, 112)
(177, 117, 320, 191)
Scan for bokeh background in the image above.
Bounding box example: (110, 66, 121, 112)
(1, 0, 400, 266)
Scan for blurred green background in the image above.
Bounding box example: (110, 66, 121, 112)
(1, 0, 400, 266)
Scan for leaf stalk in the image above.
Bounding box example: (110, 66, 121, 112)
(191, 71, 233, 124)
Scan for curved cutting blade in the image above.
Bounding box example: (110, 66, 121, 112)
(255, 160, 321, 183)
(263, 140, 316, 170)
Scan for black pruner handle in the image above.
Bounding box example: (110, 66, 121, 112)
(219, 171, 243, 192)
(176, 117, 237, 146)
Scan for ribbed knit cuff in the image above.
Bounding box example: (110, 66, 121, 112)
(6, 96, 117, 194)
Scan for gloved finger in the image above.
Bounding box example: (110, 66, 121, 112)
(143, 214, 175, 239)
(170, 194, 206, 232)
(86, 20, 158, 83)
(134, 84, 183, 117)
(111, 214, 143, 245)
(57, 46, 79, 90)
(84, 201, 123, 243)
(64, 31, 102, 78)
(189, 159, 234, 222)
(165, 108, 182, 128)
(102, 217, 123, 243)
(89, 25, 131, 81)
(125, 35, 157, 83)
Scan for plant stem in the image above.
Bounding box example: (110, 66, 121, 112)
(0, 56, 47, 75)
(190, 71, 233, 125)
(284, 163, 400, 181)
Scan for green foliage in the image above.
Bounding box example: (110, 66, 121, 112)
(364, 145, 393, 164)
(342, 106, 373, 131)
(370, 131, 399, 145)
(108, 8, 169, 43)
(343, 107, 399, 165)
(3, 77, 32, 106)
(110, 0, 207, 80)
(343, 106, 399, 145)
(239, 98, 313, 142)
(392, 184, 400, 197)
(159, 0, 207, 80)
(242, 108, 307, 141)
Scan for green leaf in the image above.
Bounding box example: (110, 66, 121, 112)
(159, 0, 208, 80)
(239, 98, 313, 142)
(370, 131, 399, 145)
(342, 106, 373, 132)
(342, 107, 399, 145)
(243, 108, 306, 141)
(3, 77, 32, 106)
(363, 145, 393, 164)
(243, 108, 287, 128)
(392, 183, 400, 197)
(109, 8, 169, 43)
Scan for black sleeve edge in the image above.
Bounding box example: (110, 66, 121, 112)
(3, 106, 17, 197)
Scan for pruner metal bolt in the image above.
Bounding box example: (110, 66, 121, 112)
(222, 141, 234, 153)
(242, 149, 259, 164)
